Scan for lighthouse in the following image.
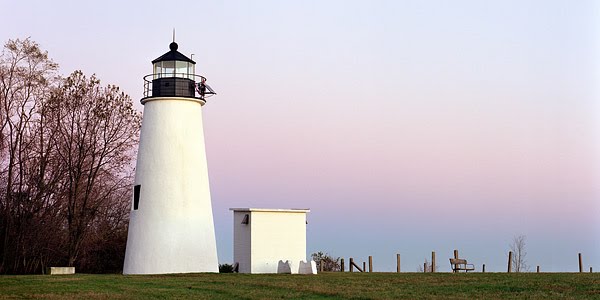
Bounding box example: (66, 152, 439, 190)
(123, 41, 218, 274)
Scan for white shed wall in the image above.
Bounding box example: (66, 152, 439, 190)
(250, 211, 306, 273)
(233, 211, 251, 273)
(232, 209, 308, 274)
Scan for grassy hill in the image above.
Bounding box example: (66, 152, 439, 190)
(1, 272, 599, 299)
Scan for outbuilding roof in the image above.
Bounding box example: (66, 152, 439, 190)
(229, 208, 310, 213)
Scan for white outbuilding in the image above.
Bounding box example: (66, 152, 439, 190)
(230, 208, 313, 274)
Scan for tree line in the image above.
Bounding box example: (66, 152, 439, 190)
(0, 38, 141, 274)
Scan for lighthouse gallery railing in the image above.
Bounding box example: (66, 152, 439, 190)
(143, 73, 215, 99)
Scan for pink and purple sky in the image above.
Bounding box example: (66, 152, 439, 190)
(3, 0, 599, 271)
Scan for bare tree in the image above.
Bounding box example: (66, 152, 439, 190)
(46, 70, 141, 267)
(0, 38, 141, 274)
(510, 234, 529, 272)
(0, 38, 61, 274)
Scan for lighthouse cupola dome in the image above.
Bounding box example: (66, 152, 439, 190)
(143, 42, 199, 100)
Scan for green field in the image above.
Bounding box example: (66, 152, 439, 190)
(1, 272, 599, 299)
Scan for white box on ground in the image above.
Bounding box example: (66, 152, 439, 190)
(47, 267, 75, 275)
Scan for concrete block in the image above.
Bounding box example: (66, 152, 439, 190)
(277, 260, 291, 274)
(46, 267, 75, 275)
(298, 260, 317, 274)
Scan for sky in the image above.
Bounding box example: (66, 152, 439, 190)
(2, 0, 599, 272)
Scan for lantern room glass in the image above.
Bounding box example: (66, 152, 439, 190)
(153, 61, 195, 79)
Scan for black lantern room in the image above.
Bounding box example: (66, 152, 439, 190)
(142, 42, 215, 102)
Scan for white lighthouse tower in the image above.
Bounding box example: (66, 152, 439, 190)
(123, 41, 218, 274)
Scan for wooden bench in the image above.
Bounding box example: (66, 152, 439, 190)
(449, 258, 474, 272)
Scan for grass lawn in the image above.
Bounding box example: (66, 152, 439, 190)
(1, 272, 599, 299)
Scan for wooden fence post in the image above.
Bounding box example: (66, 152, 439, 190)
(363, 262, 366, 273)
(396, 254, 401, 273)
(320, 260, 324, 273)
(453, 250, 459, 273)
(536, 266, 540, 273)
(368, 256, 373, 272)
(579, 253, 583, 273)
(482, 264, 485, 273)
(508, 251, 513, 273)
(590, 267, 593, 273)
(431, 251, 436, 273)
(424, 262, 427, 273)
(340, 258, 344, 272)
(349, 258, 364, 272)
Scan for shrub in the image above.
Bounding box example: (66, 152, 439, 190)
(219, 264, 234, 273)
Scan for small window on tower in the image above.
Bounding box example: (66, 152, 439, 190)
(133, 185, 141, 210)
(241, 214, 249, 225)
